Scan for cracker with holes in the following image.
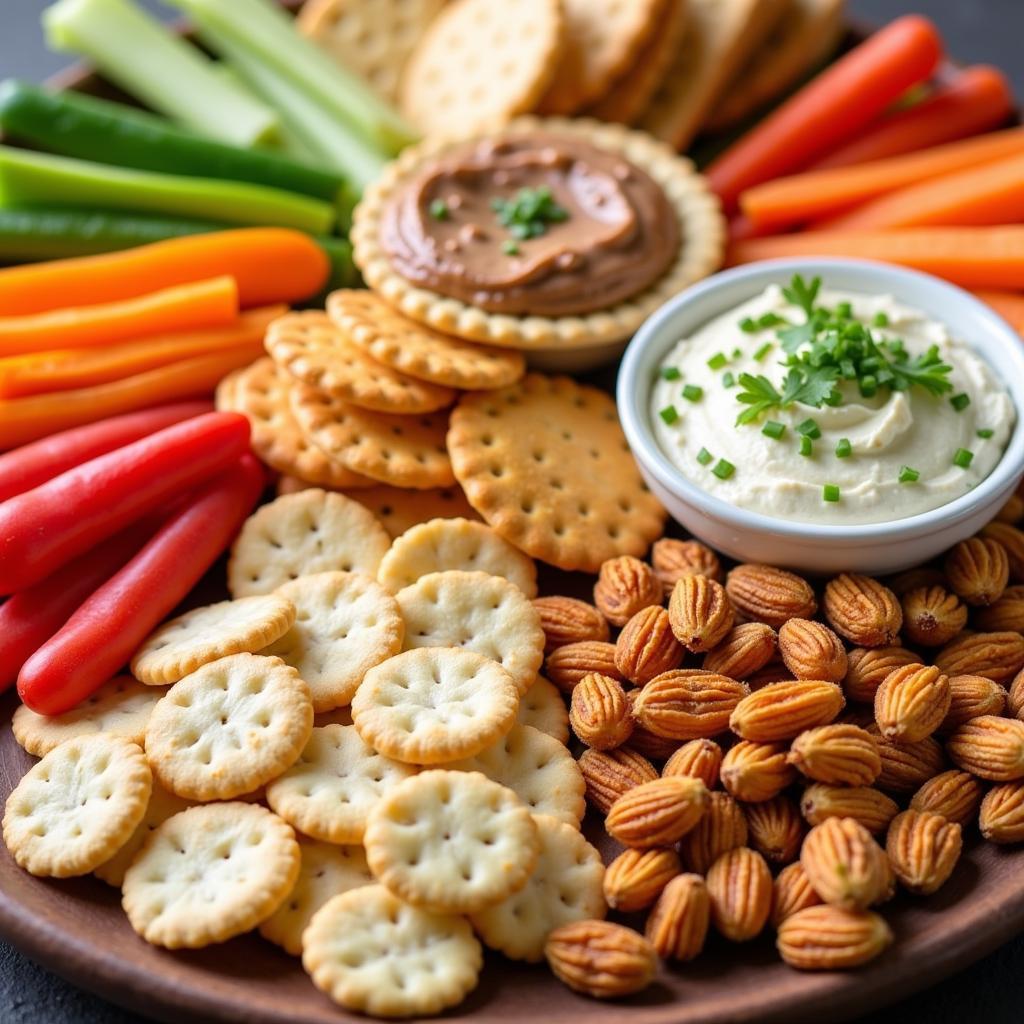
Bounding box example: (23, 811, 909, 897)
(394, 570, 544, 695)
(228, 489, 391, 597)
(327, 290, 526, 390)
(517, 675, 569, 744)
(363, 769, 540, 913)
(303, 884, 483, 1018)
(261, 572, 404, 712)
(448, 375, 666, 572)
(266, 311, 456, 415)
(144, 653, 313, 801)
(220, 358, 374, 490)
(122, 802, 299, 948)
(290, 383, 455, 489)
(131, 594, 296, 685)
(351, 647, 519, 764)
(297, 0, 446, 104)
(3, 735, 152, 878)
(446, 724, 584, 827)
(259, 837, 374, 956)
(400, 0, 565, 136)
(377, 517, 538, 597)
(12, 676, 165, 757)
(469, 814, 606, 961)
(265, 724, 418, 844)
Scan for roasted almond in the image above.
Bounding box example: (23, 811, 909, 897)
(901, 586, 967, 647)
(632, 670, 748, 740)
(1009, 668, 1024, 720)
(720, 740, 796, 803)
(668, 575, 734, 653)
(725, 564, 817, 628)
(886, 809, 962, 895)
(777, 906, 892, 970)
(843, 645, 923, 704)
(909, 770, 984, 827)
(873, 664, 951, 743)
(578, 747, 658, 815)
(651, 538, 722, 595)
(946, 715, 1024, 781)
(744, 795, 804, 866)
(945, 536, 1010, 606)
(800, 784, 900, 835)
(605, 776, 708, 848)
(603, 847, 681, 912)
(866, 725, 946, 794)
(770, 862, 823, 928)
(532, 596, 610, 654)
(939, 674, 1007, 733)
(823, 573, 902, 647)
(747, 659, 792, 689)
(935, 630, 1024, 684)
(800, 817, 889, 910)
(645, 873, 710, 961)
(974, 584, 1024, 632)
(626, 717, 684, 762)
(545, 921, 656, 999)
(703, 622, 778, 679)
(678, 792, 748, 874)
(788, 724, 881, 786)
(729, 680, 845, 742)
(996, 494, 1024, 526)
(981, 521, 1024, 581)
(546, 640, 623, 693)
(706, 847, 772, 942)
(778, 619, 848, 682)
(569, 673, 634, 751)
(886, 566, 947, 597)
(593, 556, 662, 627)
(614, 606, 684, 686)
(662, 738, 723, 789)
(979, 781, 1024, 843)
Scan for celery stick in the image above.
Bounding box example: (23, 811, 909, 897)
(165, 0, 417, 155)
(0, 146, 336, 235)
(43, 0, 278, 148)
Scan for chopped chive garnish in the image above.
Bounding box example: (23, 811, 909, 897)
(682, 384, 704, 402)
(762, 420, 786, 440)
(799, 434, 813, 457)
(707, 352, 728, 371)
(696, 447, 713, 465)
(732, 347, 743, 359)
(835, 438, 852, 458)
(429, 198, 449, 220)
(712, 459, 735, 480)
(950, 393, 971, 412)
(797, 418, 821, 439)
(722, 371, 736, 388)
(953, 448, 974, 469)
(501, 240, 520, 255)
(859, 375, 878, 398)
(660, 366, 681, 381)
(659, 405, 679, 425)
(872, 311, 889, 327)
(899, 465, 920, 483)
(753, 342, 774, 361)
(739, 317, 758, 333)
(823, 484, 840, 503)
(978, 428, 995, 439)
(836, 302, 852, 319)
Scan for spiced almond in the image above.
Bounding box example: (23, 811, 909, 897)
(946, 715, 1024, 781)
(729, 680, 845, 742)
(651, 538, 722, 595)
(935, 630, 1024, 684)
(605, 776, 708, 848)
(770, 862, 822, 928)
(800, 817, 889, 910)
(578, 747, 658, 815)
(744, 795, 804, 866)
(800, 784, 900, 835)
(939, 674, 1006, 733)
(945, 536, 1010, 606)
(545, 921, 656, 999)
(720, 740, 796, 803)
(614, 606, 684, 686)
(886, 809, 962, 895)
(725, 564, 817, 628)
(909, 770, 984, 827)
(645, 873, 710, 961)
(632, 670, 748, 741)
(668, 575, 734, 654)
(662, 738, 723, 789)
(569, 673, 633, 751)
(901, 586, 967, 647)
(706, 847, 772, 943)
(843, 645, 923, 704)
(867, 726, 946, 794)
(787, 724, 881, 786)
(981, 521, 1024, 581)
(532, 596, 609, 654)
(593, 556, 662, 627)
(979, 781, 1024, 843)
(603, 847, 680, 913)
(778, 619, 847, 682)
(546, 641, 623, 693)
(823, 573, 902, 647)
(974, 585, 1024, 632)
(777, 906, 892, 970)
(873, 664, 951, 743)
(703, 622, 778, 680)
(678, 792, 748, 874)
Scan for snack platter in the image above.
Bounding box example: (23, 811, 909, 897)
(2, 2, 1024, 1023)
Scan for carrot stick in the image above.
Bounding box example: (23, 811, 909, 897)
(816, 151, 1024, 231)
(0, 349, 259, 449)
(0, 227, 328, 316)
(0, 276, 239, 357)
(727, 227, 1024, 290)
(0, 305, 284, 398)
(809, 66, 1015, 171)
(706, 15, 943, 213)
(973, 290, 1024, 335)
(740, 127, 1024, 233)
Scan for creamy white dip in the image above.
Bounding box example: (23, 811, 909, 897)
(651, 285, 1015, 525)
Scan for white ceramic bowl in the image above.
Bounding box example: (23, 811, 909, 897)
(617, 258, 1024, 575)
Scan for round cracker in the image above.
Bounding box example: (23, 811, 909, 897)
(377, 517, 538, 597)
(327, 290, 526, 390)
(517, 675, 570, 744)
(394, 570, 544, 694)
(290, 383, 455, 489)
(131, 594, 296, 685)
(399, 0, 565, 136)
(303, 884, 483, 1018)
(228, 488, 391, 597)
(3, 735, 152, 878)
(122, 802, 299, 948)
(351, 647, 520, 764)
(266, 724, 418, 844)
(144, 653, 313, 802)
(266, 311, 456, 414)
(351, 116, 725, 349)
(363, 769, 540, 913)
(448, 374, 666, 572)
(469, 814, 606, 961)
(261, 571, 404, 712)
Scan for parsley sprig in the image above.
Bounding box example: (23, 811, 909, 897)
(491, 186, 568, 242)
(734, 275, 954, 427)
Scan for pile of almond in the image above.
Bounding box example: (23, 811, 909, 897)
(534, 505, 1024, 997)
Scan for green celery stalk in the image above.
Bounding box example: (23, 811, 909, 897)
(165, 0, 417, 156)
(43, 0, 278, 148)
(0, 146, 336, 235)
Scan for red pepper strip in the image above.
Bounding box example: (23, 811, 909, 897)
(0, 518, 156, 691)
(18, 453, 265, 715)
(0, 409, 249, 594)
(0, 400, 211, 503)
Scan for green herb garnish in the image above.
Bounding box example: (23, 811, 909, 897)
(835, 438, 852, 458)
(429, 198, 449, 220)
(978, 428, 995, 439)
(797, 418, 821, 440)
(661, 366, 681, 381)
(708, 352, 728, 371)
(753, 342, 774, 361)
(501, 240, 520, 256)
(697, 447, 713, 465)
(823, 484, 840, 503)
(762, 420, 786, 440)
(659, 405, 679, 425)
(873, 311, 890, 327)
(712, 459, 735, 480)
(682, 384, 703, 402)
(722, 371, 736, 388)
(899, 465, 920, 483)
(799, 435, 813, 457)
(491, 185, 568, 241)
(953, 448, 974, 468)
(950, 393, 971, 412)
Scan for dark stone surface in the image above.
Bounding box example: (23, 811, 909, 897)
(2, 1, 1024, 1021)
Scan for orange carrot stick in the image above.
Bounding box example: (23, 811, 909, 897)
(0, 276, 239, 357)
(0, 305, 284, 398)
(817, 151, 1024, 231)
(706, 15, 943, 213)
(973, 290, 1024, 336)
(809, 66, 1015, 171)
(740, 127, 1024, 234)
(0, 350, 259, 449)
(727, 227, 1024, 290)
(0, 228, 328, 316)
